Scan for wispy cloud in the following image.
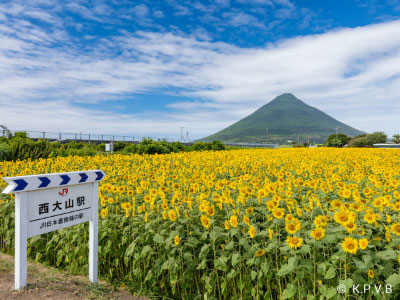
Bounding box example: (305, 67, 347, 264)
(222, 10, 266, 28)
(166, 0, 193, 16)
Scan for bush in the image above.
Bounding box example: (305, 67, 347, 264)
(48, 142, 99, 157)
(13, 131, 28, 139)
(0, 143, 11, 161)
(123, 144, 138, 154)
(211, 140, 225, 150)
(134, 139, 185, 155)
(192, 142, 211, 151)
(140, 138, 154, 146)
(9, 138, 51, 160)
(137, 142, 170, 155)
(192, 141, 226, 151)
(97, 143, 106, 152)
(349, 132, 387, 147)
(170, 142, 185, 152)
(364, 131, 387, 145)
(65, 141, 84, 149)
(325, 133, 351, 147)
(114, 141, 125, 152)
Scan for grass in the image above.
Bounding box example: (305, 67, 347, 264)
(0, 252, 142, 300)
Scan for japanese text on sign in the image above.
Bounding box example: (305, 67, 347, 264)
(27, 184, 93, 238)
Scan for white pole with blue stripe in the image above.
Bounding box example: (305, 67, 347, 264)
(89, 181, 98, 283)
(15, 191, 28, 290)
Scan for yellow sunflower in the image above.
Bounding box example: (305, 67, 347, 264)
(359, 238, 368, 250)
(224, 220, 230, 230)
(229, 215, 238, 228)
(334, 210, 350, 225)
(245, 207, 254, 215)
(268, 228, 274, 240)
(272, 207, 285, 219)
(286, 237, 303, 249)
(248, 225, 256, 238)
(174, 235, 180, 246)
(200, 215, 210, 229)
(345, 221, 357, 233)
(342, 237, 358, 254)
(363, 213, 376, 224)
(391, 223, 400, 236)
(243, 215, 250, 226)
(314, 215, 327, 227)
(255, 249, 265, 257)
(285, 220, 301, 234)
(206, 205, 215, 216)
(168, 210, 177, 222)
(310, 228, 325, 240)
(100, 208, 108, 218)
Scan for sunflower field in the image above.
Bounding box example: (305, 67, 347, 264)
(1, 148, 400, 299)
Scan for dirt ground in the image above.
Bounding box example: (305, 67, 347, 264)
(0, 253, 147, 300)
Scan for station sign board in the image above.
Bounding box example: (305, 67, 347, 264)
(2, 170, 105, 290)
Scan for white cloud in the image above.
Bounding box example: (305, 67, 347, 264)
(215, 0, 230, 8)
(0, 2, 399, 138)
(222, 11, 266, 27)
(236, 0, 273, 5)
(273, 0, 295, 8)
(153, 10, 164, 18)
(23, 10, 58, 23)
(166, 0, 192, 16)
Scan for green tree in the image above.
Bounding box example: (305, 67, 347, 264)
(0, 143, 11, 161)
(192, 142, 211, 151)
(364, 131, 387, 145)
(170, 142, 185, 152)
(325, 133, 351, 147)
(113, 141, 125, 151)
(211, 140, 226, 150)
(13, 131, 28, 139)
(349, 132, 387, 147)
(393, 134, 400, 144)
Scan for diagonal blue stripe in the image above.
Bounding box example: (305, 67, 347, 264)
(60, 175, 71, 185)
(79, 173, 88, 183)
(13, 179, 28, 191)
(95, 171, 104, 181)
(38, 177, 51, 188)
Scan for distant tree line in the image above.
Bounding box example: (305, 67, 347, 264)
(325, 131, 398, 147)
(0, 131, 226, 161)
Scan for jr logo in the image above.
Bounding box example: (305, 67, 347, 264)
(59, 188, 69, 196)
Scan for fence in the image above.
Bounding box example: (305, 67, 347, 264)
(1, 130, 188, 144)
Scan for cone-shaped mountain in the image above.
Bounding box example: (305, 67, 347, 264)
(199, 93, 364, 143)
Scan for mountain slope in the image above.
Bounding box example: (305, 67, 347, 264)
(199, 93, 364, 143)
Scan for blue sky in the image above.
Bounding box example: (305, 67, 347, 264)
(0, 0, 400, 140)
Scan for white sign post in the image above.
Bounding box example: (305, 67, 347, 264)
(2, 170, 105, 290)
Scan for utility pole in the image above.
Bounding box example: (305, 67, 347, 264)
(266, 128, 268, 143)
(0, 125, 9, 137)
(180, 127, 187, 143)
(336, 126, 339, 148)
